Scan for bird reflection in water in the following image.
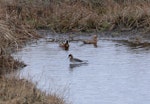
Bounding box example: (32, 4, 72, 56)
(69, 63, 88, 69)
(68, 54, 88, 70)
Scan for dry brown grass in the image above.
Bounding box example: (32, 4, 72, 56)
(0, 55, 26, 75)
(3, 0, 150, 33)
(0, 77, 66, 104)
(1, 1, 150, 104)
(0, 19, 39, 75)
(0, 1, 67, 104)
(105, 1, 150, 32)
(0, 20, 23, 75)
(0, 1, 41, 74)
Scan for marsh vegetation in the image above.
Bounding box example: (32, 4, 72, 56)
(3, 0, 150, 33)
(1, 0, 150, 104)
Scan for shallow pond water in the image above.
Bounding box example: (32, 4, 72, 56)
(13, 34, 150, 104)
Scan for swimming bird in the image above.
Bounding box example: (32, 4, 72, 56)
(59, 40, 69, 50)
(83, 35, 98, 47)
(68, 54, 88, 64)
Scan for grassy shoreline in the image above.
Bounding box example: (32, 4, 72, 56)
(1, 0, 150, 104)
(0, 1, 67, 103)
(4, 0, 150, 33)
(0, 76, 66, 104)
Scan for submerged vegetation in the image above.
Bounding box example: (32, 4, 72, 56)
(0, 0, 150, 103)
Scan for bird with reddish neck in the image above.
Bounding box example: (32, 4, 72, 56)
(68, 54, 88, 64)
(83, 35, 98, 47)
(59, 40, 69, 50)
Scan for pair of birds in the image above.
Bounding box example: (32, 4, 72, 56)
(59, 35, 98, 63)
(59, 35, 98, 50)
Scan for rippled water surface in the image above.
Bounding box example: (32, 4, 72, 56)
(13, 34, 150, 104)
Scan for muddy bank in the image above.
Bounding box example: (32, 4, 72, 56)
(38, 29, 150, 46)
